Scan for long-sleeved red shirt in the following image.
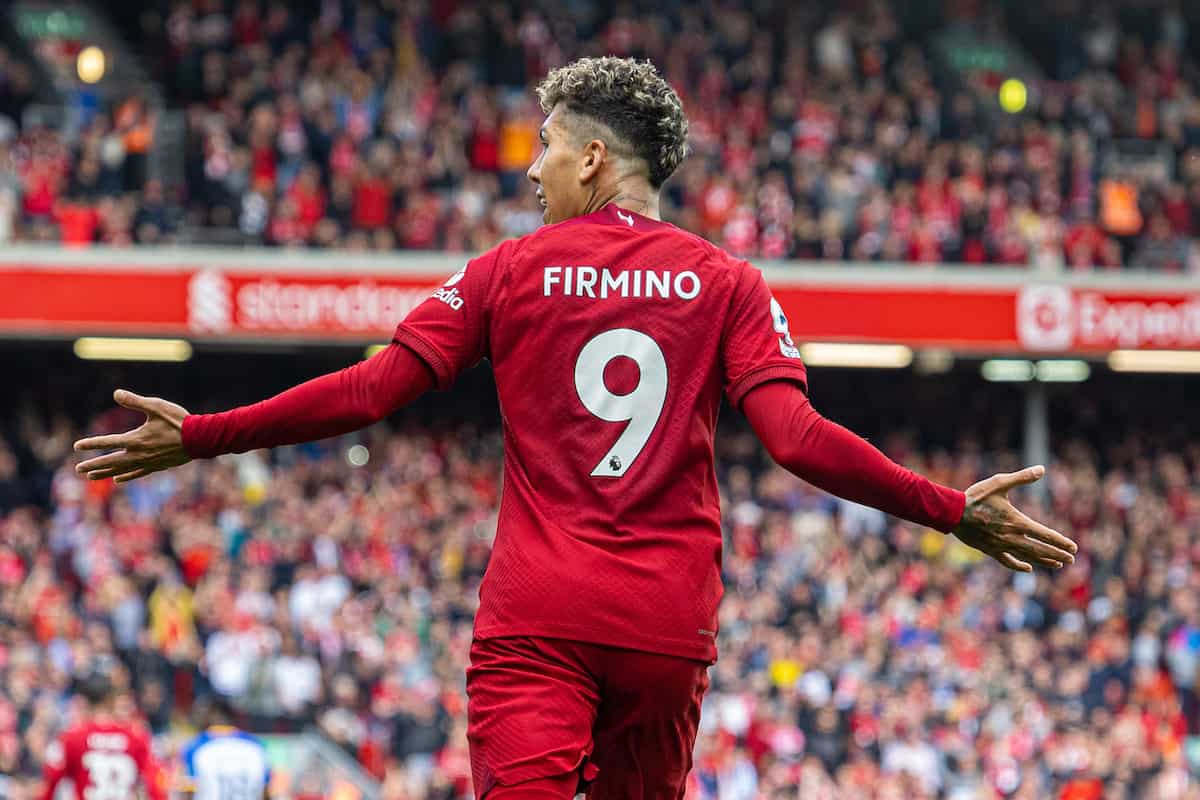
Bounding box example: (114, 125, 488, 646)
(183, 345, 963, 532)
(183, 343, 434, 458)
(741, 380, 964, 532)
(183, 207, 967, 663)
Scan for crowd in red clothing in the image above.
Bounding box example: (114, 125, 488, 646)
(1, 0, 1199, 268)
(1, 366, 1200, 798)
(0, 91, 167, 247)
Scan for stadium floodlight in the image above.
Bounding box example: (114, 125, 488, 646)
(73, 337, 192, 362)
(798, 343, 913, 369)
(77, 46, 106, 84)
(981, 359, 1035, 382)
(1108, 350, 1200, 373)
(364, 344, 388, 358)
(1035, 360, 1090, 382)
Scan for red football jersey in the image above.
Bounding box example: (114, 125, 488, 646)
(395, 203, 807, 662)
(41, 720, 165, 800)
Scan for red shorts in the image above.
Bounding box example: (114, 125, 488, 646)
(466, 636, 711, 799)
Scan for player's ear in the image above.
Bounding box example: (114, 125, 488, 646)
(578, 139, 605, 183)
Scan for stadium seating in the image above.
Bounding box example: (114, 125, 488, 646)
(0, 360, 1197, 799)
(4, 1, 1200, 799)
(1, 1, 1199, 267)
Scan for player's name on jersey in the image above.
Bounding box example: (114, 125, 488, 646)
(86, 732, 130, 750)
(543, 267, 701, 300)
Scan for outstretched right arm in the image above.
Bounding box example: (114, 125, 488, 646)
(73, 343, 434, 482)
(183, 342, 434, 457)
(76, 240, 505, 483)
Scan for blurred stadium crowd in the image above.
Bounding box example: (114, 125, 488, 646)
(4, 0, 1200, 798)
(0, 372, 1198, 799)
(0, 0, 1198, 266)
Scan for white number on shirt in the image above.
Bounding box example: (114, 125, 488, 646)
(218, 773, 257, 800)
(81, 751, 138, 800)
(574, 328, 668, 478)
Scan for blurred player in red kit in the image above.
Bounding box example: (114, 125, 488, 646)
(76, 57, 1077, 799)
(40, 672, 165, 800)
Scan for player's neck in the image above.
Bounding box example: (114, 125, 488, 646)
(590, 184, 660, 221)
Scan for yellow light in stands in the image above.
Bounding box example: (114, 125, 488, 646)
(1108, 350, 1200, 373)
(364, 344, 388, 358)
(73, 337, 192, 362)
(999, 78, 1027, 113)
(77, 46, 106, 84)
(799, 343, 913, 368)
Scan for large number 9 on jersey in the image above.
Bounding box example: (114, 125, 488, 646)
(574, 328, 668, 478)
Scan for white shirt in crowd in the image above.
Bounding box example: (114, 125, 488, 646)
(288, 572, 350, 630)
(272, 654, 322, 714)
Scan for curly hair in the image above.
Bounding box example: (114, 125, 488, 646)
(536, 56, 690, 189)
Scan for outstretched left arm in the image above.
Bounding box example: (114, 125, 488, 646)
(742, 379, 1076, 571)
(743, 379, 966, 532)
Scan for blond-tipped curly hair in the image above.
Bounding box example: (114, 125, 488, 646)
(536, 56, 690, 189)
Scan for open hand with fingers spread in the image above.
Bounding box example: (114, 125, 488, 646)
(952, 465, 1077, 572)
(74, 390, 192, 483)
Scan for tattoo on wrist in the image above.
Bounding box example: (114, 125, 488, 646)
(966, 500, 1004, 531)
